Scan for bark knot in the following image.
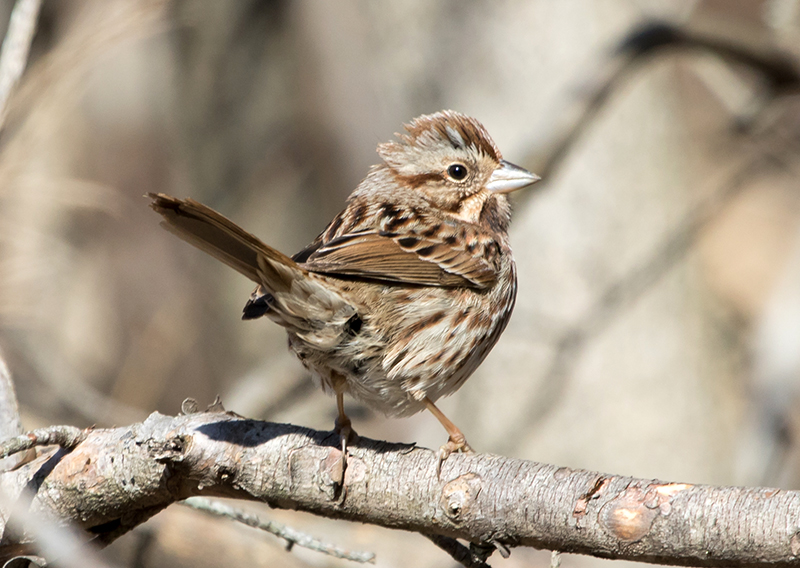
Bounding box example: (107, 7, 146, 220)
(151, 434, 191, 463)
(440, 472, 483, 524)
(574, 476, 611, 523)
(599, 482, 691, 543)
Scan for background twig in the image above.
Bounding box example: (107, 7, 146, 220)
(0, 0, 41, 128)
(181, 497, 376, 564)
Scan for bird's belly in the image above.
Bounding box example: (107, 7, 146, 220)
(287, 281, 514, 417)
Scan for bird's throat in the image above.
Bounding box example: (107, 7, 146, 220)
(453, 191, 489, 224)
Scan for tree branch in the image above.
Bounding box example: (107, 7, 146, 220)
(0, 425, 88, 460)
(0, 410, 798, 567)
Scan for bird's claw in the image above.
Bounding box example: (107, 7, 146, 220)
(331, 417, 359, 488)
(436, 436, 473, 478)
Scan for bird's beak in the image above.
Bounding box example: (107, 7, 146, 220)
(486, 160, 541, 194)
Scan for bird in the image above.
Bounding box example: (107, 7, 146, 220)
(149, 110, 539, 469)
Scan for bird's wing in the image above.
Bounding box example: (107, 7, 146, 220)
(298, 224, 499, 289)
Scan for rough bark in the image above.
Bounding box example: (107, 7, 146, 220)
(0, 410, 798, 567)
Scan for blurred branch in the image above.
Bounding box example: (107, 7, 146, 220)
(0, 0, 41, 130)
(521, 19, 800, 190)
(259, 374, 316, 420)
(0, 346, 30, 471)
(1, 411, 799, 567)
(614, 21, 800, 92)
(0, 357, 112, 567)
(7, 335, 146, 426)
(509, 135, 780, 448)
(182, 497, 375, 563)
(508, 18, 800, 443)
(0, 488, 117, 568)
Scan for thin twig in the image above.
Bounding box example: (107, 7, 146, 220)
(181, 497, 376, 564)
(0, 0, 42, 129)
(0, 425, 88, 459)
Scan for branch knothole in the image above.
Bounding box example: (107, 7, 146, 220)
(440, 472, 483, 524)
(151, 434, 191, 463)
(217, 464, 235, 484)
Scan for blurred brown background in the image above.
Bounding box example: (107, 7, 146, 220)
(1, 0, 800, 566)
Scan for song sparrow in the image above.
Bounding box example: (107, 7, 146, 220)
(149, 110, 539, 467)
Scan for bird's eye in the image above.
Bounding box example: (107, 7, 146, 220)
(447, 164, 468, 181)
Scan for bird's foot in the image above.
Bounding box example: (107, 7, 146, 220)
(329, 416, 359, 491)
(334, 415, 359, 454)
(436, 434, 473, 478)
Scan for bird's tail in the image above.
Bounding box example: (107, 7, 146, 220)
(147, 193, 301, 295)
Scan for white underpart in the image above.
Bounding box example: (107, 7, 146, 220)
(453, 191, 488, 223)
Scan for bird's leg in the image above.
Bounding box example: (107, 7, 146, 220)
(334, 390, 358, 451)
(329, 373, 358, 488)
(424, 397, 473, 475)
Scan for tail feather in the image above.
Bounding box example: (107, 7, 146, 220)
(148, 193, 299, 293)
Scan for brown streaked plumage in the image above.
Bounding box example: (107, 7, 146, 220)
(149, 110, 539, 468)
